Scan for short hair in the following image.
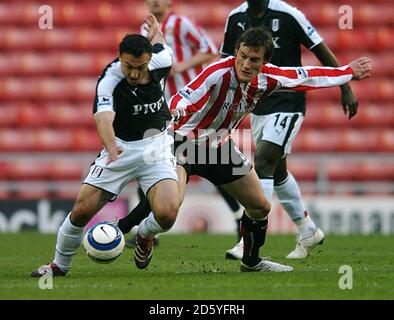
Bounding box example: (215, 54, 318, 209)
(235, 27, 274, 62)
(119, 34, 153, 57)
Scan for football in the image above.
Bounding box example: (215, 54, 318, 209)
(83, 222, 125, 264)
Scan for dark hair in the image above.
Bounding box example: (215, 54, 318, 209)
(235, 27, 274, 62)
(119, 34, 153, 57)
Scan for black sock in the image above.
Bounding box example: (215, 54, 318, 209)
(118, 196, 151, 234)
(137, 186, 145, 201)
(240, 212, 268, 266)
(236, 218, 242, 241)
(217, 186, 241, 212)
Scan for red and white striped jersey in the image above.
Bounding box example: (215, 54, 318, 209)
(170, 56, 353, 147)
(141, 13, 217, 102)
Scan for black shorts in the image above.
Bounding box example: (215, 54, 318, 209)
(173, 133, 252, 186)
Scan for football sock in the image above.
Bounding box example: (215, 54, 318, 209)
(53, 212, 84, 272)
(240, 211, 268, 266)
(259, 176, 274, 202)
(274, 172, 306, 222)
(235, 217, 242, 241)
(138, 212, 168, 238)
(295, 215, 317, 238)
(118, 196, 151, 234)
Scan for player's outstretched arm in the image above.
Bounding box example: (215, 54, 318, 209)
(349, 57, 372, 80)
(143, 14, 166, 45)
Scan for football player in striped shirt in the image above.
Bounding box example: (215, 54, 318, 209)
(221, 0, 359, 260)
(119, 27, 371, 272)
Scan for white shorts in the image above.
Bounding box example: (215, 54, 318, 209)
(251, 112, 304, 155)
(83, 132, 177, 198)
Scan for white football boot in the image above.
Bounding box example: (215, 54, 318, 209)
(286, 227, 325, 259)
(241, 258, 293, 272)
(225, 238, 244, 260)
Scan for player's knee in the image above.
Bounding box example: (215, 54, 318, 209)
(154, 201, 179, 229)
(254, 154, 278, 177)
(71, 201, 96, 226)
(245, 201, 271, 220)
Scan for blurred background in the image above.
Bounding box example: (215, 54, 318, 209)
(0, 0, 393, 234)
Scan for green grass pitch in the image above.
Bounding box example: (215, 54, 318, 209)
(0, 232, 393, 300)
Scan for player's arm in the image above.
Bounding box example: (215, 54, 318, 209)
(171, 17, 218, 75)
(263, 57, 371, 92)
(220, 14, 237, 58)
(94, 111, 122, 165)
(93, 62, 125, 164)
(312, 42, 358, 119)
(143, 14, 166, 46)
(289, 3, 359, 119)
(172, 52, 215, 75)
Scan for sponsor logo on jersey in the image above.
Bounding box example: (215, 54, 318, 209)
(296, 67, 308, 78)
(132, 97, 164, 115)
(237, 22, 246, 31)
(98, 95, 112, 106)
(271, 19, 280, 32)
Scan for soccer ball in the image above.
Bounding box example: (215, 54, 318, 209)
(83, 222, 125, 264)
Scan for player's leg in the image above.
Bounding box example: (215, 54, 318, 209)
(274, 158, 324, 259)
(132, 135, 186, 269)
(220, 169, 292, 272)
(224, 139, 281, 260)
(216, 185, 243, 240)
(133, 178, 179, 269)
(31, 184, 112, 277)
(253, 112, 324, 259)
(119, 164, 188, 235)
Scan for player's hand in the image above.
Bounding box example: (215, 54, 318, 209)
(341, 87, 358, 119)
(143, 14, 161, 42)
(170, 62, 187, 76)
(106, 146, 123, 165)
(171, 109, 187, 122)
(350, 57, 372, 80)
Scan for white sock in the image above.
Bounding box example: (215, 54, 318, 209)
(53, 212, 84, 272)
(234, 207, 244, 220)
(274, 172, 307, 222)
(260, 177, 274, 202)
(295, 215, 317, 238)
(138, 212, 168, 238)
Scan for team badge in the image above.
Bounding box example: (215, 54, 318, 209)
(91, 166, 103, 178)
(271, 19, 280, 32)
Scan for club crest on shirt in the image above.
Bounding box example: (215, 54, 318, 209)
(271, 19, 280, 32)
(91, 166, 103, 178)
